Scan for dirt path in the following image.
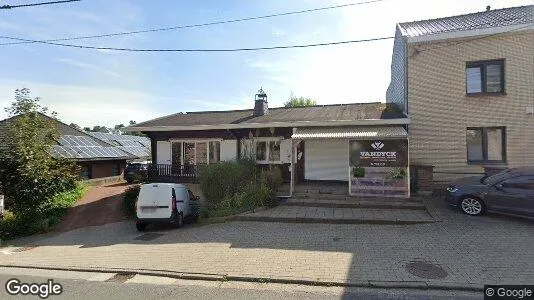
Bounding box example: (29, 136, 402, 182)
(54, 182, 135, 233)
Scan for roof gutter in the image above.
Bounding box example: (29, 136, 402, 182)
(406, 23, 534, 44)
(123, 118, 411, 132)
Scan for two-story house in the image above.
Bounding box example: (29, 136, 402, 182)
(387, 5, 534, 188)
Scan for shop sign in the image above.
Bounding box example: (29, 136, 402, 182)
(349, 139, 408, 167)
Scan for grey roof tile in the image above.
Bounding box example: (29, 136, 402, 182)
(133, 102, 406, 128)
(399, 5, 533, 37)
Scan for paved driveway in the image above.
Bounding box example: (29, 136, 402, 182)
(2, 197, 533, 290)
(54, 182, 135, 233)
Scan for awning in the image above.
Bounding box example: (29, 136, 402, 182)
(292, 126, 408, 139)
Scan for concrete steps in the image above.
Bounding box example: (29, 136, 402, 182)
(235, 206, 436, 225)
(283, 198, 426, 210)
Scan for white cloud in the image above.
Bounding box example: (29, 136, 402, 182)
(0, 81, 160, 127)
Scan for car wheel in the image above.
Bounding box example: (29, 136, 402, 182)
(136, 221, 147, 231)
(459, 197, 485, 216)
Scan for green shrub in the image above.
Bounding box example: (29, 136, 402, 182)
(260, 167, 283, 192)
(198, 158, 257, 204)
(123, 185, 140, 218)
(0, 183, 86, 240)
(352, 167, 365, 178)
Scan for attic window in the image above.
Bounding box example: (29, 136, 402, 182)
(466, 59, 505, 95)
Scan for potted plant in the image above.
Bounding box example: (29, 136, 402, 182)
(385, 168, 406, 187)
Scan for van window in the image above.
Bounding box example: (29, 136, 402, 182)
(172, 188, 176, 198)
(187, 189, 196, 201)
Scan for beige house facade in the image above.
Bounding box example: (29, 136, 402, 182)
(387, 5, 534, 183)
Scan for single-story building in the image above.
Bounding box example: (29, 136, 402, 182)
(0, 113, 139, 181)
(127, 89, 412, 198)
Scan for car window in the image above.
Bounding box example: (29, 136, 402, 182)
(502, 176, 534, 190)
(187, 189, 196, 201)
(483, 169, 512, 185)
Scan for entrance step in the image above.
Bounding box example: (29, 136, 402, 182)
(235, 206, 436, 225)
(290, 192, 421, 202)
(283, 198, 426, 210)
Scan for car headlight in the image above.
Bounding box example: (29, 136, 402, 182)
(446, 186, 458, 193)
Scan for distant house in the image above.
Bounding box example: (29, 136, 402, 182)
(0, 114, 138, 180)
(126, 89, 411, 198)
(386, 5, 534, 186)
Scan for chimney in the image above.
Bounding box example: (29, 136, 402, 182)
(253, 88, 268, 116)
(486, 5, 491, 11)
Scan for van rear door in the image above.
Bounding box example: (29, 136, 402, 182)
(137, 184, 173, 219)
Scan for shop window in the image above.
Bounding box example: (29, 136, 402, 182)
(466, 60, 504, 95)
(466, 127, 506, 164)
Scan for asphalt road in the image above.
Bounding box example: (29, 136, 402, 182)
(0, 268, 481, 300)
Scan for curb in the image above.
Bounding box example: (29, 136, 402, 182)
(0, 264, 483, 292)
(233, 215, 436, 225)
(197, 206, 269, 225)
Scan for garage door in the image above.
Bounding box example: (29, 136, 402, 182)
(305, 140, 348, 181)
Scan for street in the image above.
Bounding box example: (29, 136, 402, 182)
(0, 268, 480, 300)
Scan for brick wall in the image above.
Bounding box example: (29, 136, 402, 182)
(408, 31, 534, 182)
(78, 160, 126, 180)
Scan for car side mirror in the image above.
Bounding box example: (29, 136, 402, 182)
(194, 196, 200, 201)
(495, 183, 504, 190)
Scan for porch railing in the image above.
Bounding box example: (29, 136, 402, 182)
(147, 164, 201, 183)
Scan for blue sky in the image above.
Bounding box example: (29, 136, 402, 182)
(0, 0, 530, 127)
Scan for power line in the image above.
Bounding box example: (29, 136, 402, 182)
(0, 0, 387, 45)
(0, 0, 80, 9)
(0, 35, 395, 52)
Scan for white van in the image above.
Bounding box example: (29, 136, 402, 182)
(135, 183, 200, 231)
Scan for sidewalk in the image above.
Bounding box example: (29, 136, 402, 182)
(1, 198, 533, 291)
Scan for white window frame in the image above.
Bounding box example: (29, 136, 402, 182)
(169, 139, 222, 165)
(247, 137, 283, 164)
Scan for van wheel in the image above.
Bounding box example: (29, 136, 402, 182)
(176, 213, 184, 228)
(136, 221, 147, 231)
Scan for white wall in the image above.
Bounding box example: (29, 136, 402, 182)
(280, 139, 292, 163)
(220, 140, 237, 161)
(305, 140, 348, 181)
(156, 141, 171, 164)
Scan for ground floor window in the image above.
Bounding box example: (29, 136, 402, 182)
(171, 141, 220, 166)
(466, 127, 506, 163)
(111, 163, 121, 176)
(81, 165, 92, 180)
(241, 139, 281, 164)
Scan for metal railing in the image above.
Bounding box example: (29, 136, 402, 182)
(147, 164, 201, 183)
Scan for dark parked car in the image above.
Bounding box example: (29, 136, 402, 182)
(446, 167, 534, 218)
(124, 162, 149, 183)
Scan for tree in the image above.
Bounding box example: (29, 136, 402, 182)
(129, 120, 136, 126)
(91, 125, 105, 132)
(283, 93, 316, 108)
(69, 123, 81, 130)
(114, 124, 125, 130)
(0, 88, 79, 216)
(82, 127, 91, 132)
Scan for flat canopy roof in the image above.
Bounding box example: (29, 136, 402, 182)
(292, 126, 408, 139)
